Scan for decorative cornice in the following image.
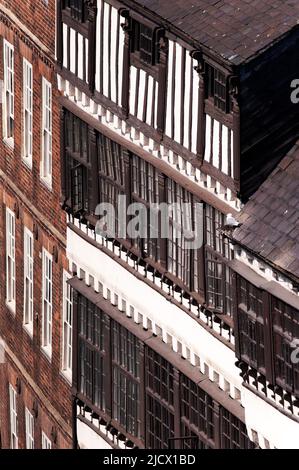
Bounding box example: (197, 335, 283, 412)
(0, 10, 54, 69)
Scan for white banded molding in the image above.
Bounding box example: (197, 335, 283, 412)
(95, 0, 124, 106)
(62, 24, 89, 82)
(57, 75, 242, 211)
(165, 41, 200, 154)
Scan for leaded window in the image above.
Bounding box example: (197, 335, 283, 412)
(167, 180, 192, 287)
(131, 21, 156, 66)
(64, 111, 89, 213)
(97, 133, 126, 238)
(272, 298, 299, 393)
(237, 277, 265, 371)
(132, 155, 160, 261)
(220, 409, 256, 449)
(205, 252, 232, 314)
(181, 375, 214, 446)
(205, 63, 229, 112)
(146, 348, 174, 449)
(112, 321, 141, 437)
(63, 0, 87, 22)
(78, 295, 106, 410)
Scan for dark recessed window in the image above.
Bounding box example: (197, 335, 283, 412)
(64, 111, 89, 214)
(272, 298, 299, 393)
(97, 133, 126, 238)
(63, 0, 87, 22)
(78, 295, 106, 410)
(205, 254, 232, 314)
(221, 409, 256, 449)
(181, 375, 214, 446)
(146, 348, 174, 449)
(132, 21, 158, 66)
(204, 204, 232, 314)
(132, 155, 160, 261)
(205, 63, 229, 112)
(112, 321, 141, 437)
(237, 277, 265, 371)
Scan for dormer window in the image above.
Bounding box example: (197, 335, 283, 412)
(205, 63, 229, 112)
(63, 0, 87, 23)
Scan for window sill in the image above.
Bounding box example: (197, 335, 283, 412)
(22, 156, 33, 170)
(23, 323, 33, 338)
(60, 369, 72, 385)
(3, 137, 14, 150)
(41, 345, 52, 362)
(5, 300, 16, 315)
(40, 175, 52, 192)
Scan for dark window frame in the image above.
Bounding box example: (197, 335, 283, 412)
(236, 277, 265, 373)
(97, 133, 127, 238)
(131, 155, 160, 261)
(204, 204, 232, 315)
(78, 295, 107, 410)
(131, 20, 160, 69)
(180, 374, 215, 448)
(272, 297, 299, 394)
(64, 111, 90, 214)
(204, 62, 230, 113)
(220, 408, 256, 449)
(112, 321, 141, 437)
(62, 0, 88, 23)
(145, 348, 175, 449)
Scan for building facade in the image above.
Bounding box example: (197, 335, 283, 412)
(0, 0, 72, 448)
(1, 0, 299, 450)
(56, 0, 299, 450)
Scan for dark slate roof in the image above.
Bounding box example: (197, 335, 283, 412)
(131, 0, 299, 64)
(233, 142, 299, 280)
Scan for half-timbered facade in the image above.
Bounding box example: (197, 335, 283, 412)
(56, 0, 299, 449)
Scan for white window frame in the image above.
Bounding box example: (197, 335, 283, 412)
(23, 58, 33, 167)
(9, 384, 18, 449)
(62, 271, 73, 382)
(42, 431, 52, 449)
(41, 78, 52, 188)
(3, 39, 14, 145)
(25, 407, 34, 449)
(6, 208, 16, 313)
(42, 249, 53, 358)
(23, 228, 34, 335)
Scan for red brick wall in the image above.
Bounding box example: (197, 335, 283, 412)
(0, 1, 72, 449)
(0, 0, 56, 55)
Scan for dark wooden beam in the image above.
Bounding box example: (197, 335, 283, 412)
(103, 314, 112, 417)
(173, 368, 181, 449)
(60, 107, 67, 204)
(72, 289, 79, 392)
(120, 9, 131, 117)
(262, 291, 275, 384)
(229, 76, 240, 191)
(213, 400, 221, 449)
(88, 127, 98, 214)
(87, 1, 97, 93)
(139, 343, 146, 444)
(56, 0, 63, 67)
(156, 34, 168, 137)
